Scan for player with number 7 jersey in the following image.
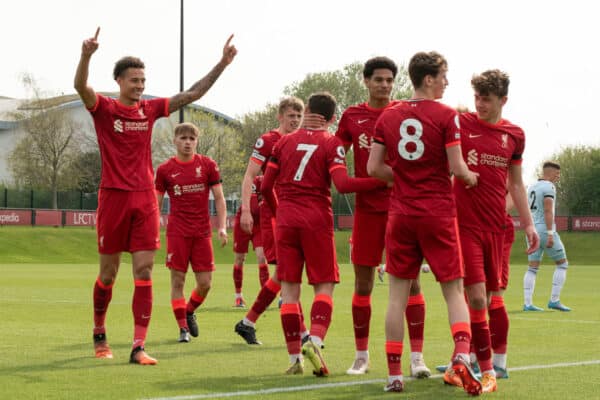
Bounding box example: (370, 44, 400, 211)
(261, 92, 387, 376)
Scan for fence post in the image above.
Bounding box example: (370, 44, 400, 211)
(80, 191, 84, 210)
(30, 189, 34, 209)
(3, 187, 7, 208)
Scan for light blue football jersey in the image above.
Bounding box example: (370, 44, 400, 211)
(528, 179, 556, 229)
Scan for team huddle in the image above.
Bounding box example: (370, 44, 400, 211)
(75, 28, 572, 396)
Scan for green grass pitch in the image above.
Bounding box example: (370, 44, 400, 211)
(1, 227, 599, 399)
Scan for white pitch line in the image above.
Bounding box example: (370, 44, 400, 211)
(142, 359, 600, 400)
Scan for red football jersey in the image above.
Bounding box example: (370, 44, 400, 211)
(374, 99, 461, 217)
(269, 129, 347, 228)
(250, 130, 282, 173)
(89, 94, 169, 191)
(454, 112, 525, 232)
(336, 102, 399, 212)
(155, 154, 221, 238)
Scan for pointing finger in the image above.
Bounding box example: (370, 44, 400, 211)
(94, 27, 100, 40)
(225, 34, 234, 46)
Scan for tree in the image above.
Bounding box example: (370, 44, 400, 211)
(237, 104, 279, 161)
(283, 61, 412, 128)
(548, 145, 600, 215)
(64, 151, 102, 193)
(8, 74, 82, 208)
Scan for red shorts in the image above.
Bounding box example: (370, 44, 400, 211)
(460, 225, 504, 292)
(385, 214, 463, 283)
(351, 210, 387, 267)
(500, 222, 515, 289)
(166, 235, 214, 272)
(96, 189, 160, 254)
(260, 203, 276, 263)
(276, 225, 340, 285)
(233, 216, 262, 254)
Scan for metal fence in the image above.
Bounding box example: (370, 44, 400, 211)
(0, 187, 356, 216)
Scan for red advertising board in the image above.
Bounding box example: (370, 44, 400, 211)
(511, 216, 568, 231)
(64, 211, 97, 226)
(337, 215, 353, 229)
(35, 210, 62, 226)
(572, 216, 600, 231)
(0, 209, 32, 225)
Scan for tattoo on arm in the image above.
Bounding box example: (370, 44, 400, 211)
(169, 62, 226, 113)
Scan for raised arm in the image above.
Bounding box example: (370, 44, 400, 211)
(168, 34, 237, 113)
(74, 27, 100, 109)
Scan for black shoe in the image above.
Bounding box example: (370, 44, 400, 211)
(178, 328, 190, 343)
(186, 312, 199, 337)
(301, 334, 310, 346)
(129, 345, 157, 365)
(234, 320, 262, 345)
(93, 332, 107, 344)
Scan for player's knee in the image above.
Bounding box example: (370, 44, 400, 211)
(354, 279, 373, 295)
(409, 280, 421, 295)
(468, 295, 487, 310)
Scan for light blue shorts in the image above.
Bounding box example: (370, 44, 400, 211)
(527, 229, 567, 263)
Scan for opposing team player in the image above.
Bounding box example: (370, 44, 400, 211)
(524, 161, 571, 311)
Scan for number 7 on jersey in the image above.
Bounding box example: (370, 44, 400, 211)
(294, 144, 318, 181)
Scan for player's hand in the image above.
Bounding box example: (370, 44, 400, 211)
(525, 225, 540, 254)
(302, 113, 326, 129)
(82, 27, 100, 57)
(546, 234, 554, 248)
(218, 228, 228, 247)
(464, 170, 479, 189)
(240, 209, 253, 234)
(455, 104, 470, 113)
(221, 34, 237, 65)
(358, 133, 371, 150)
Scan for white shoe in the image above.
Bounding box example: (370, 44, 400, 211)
(346, 357, 369, 375)
(410, 355, 431, 378)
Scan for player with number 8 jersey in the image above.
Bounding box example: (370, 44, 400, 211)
(369, 51, 480, 395)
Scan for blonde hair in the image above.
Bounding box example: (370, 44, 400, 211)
(174, 122, 199, 137)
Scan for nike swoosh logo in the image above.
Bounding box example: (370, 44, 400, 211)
(469, 134, 482, 138)
(171, 173, 181, 178)
(358, 119, 369, 124)
(409, 322, 424, 326)
(141, 314, 151, 319)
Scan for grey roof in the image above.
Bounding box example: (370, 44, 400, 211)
(0, 93, 239, 129)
